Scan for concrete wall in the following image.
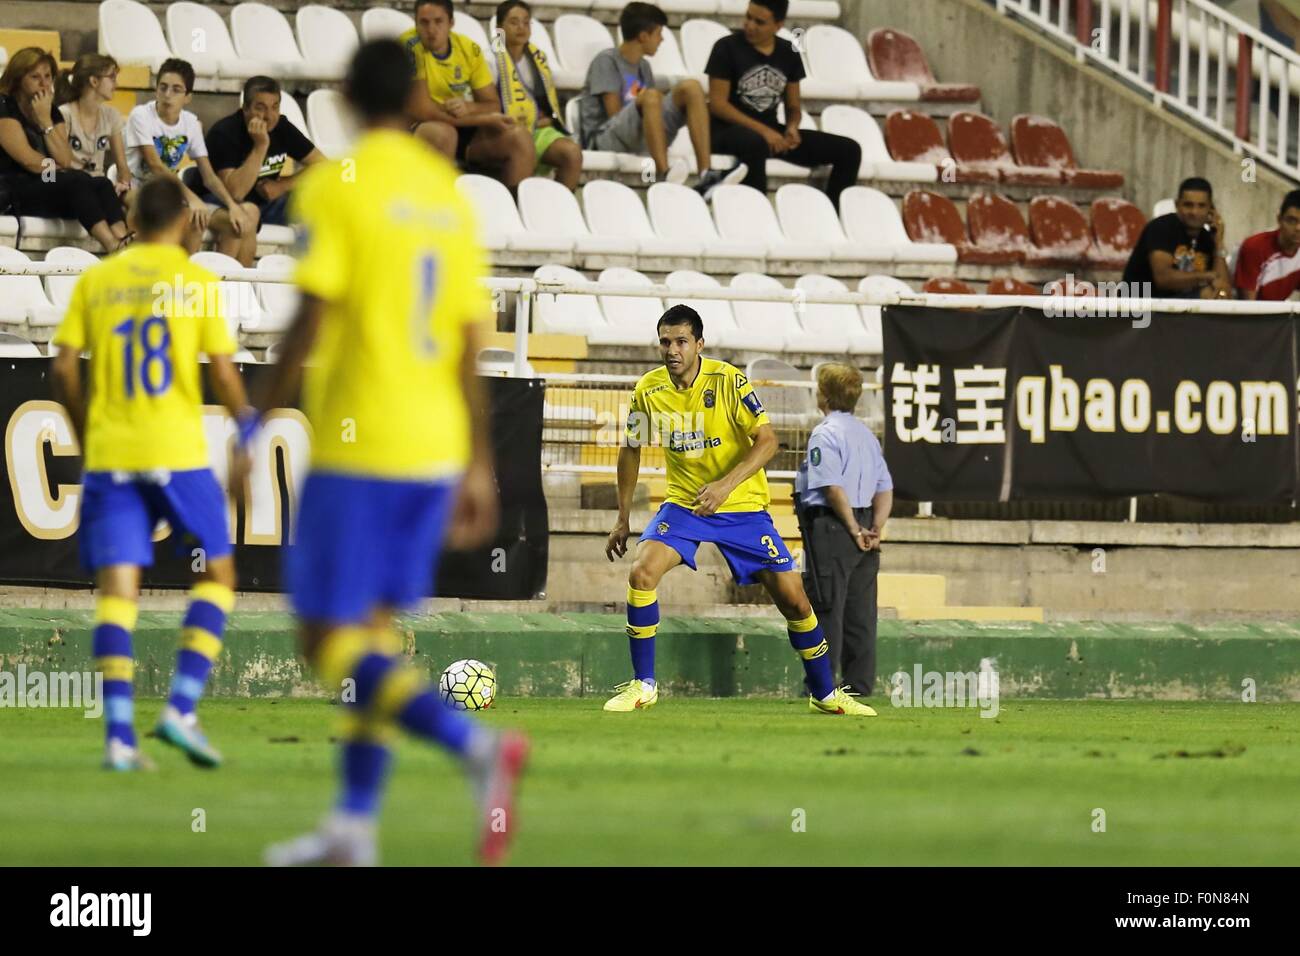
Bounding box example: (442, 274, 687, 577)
(844, 0, 1295, 243)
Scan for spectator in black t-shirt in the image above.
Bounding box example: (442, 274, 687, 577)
(705, 0, 861, 209)
(1122, 177, 1232, 299)
(202, 76, 324, 228)
(0, 47, 127, 252)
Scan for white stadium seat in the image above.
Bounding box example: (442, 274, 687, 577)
(191, 250, 266, 337)
(456, 175, 574, 256)
(711, 184, 828, 261)
(307, 89, 357, 158)
(276, 92, 308, 140)
(582, 181, 703, 258)
(553, 15, 614, 90)
(664, 269, 785, 352)
(564, 98, 620, 172)
(776, 183, 894, 262)
(790, 1, 844, 19)
(166, 2, 278, 80)
(361, 7, 414, 41)
(1153, 198, 1175, 218)
(839, 186, 957, 265)
(646, 27, 694, 87)
(730, 272, 843, 353)
(99, 0, 171, 71)
(489, 14, 562, 79)
(0, 332, 42, 357)
(296, 5, 359, 81)
(765, 108, 817, 179)
(803, 24, 920, 101)
(858, 274, 914, 353)
(647, 182, 765, 261)
(454, 12, 497, 80)
(41, 246, 99, 320)
(589, 267, 663, 346)
(230, 2, 309, 79)
(518, 178, 638, 257)
(818, 104, 938, 182)
(745, 355, 818, 426)
(532, 264, 609, 337)
(478, 347, 535, 377)
(795, 273, 876, 354)
(680, 19, 729, 74)
(0, 248, 61, 327)
(254, 253, 299, 334)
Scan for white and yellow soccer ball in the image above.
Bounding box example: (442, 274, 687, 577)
(439, 659, 497, 711)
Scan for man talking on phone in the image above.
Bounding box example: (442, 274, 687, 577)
(1122, 177, 1232, 300)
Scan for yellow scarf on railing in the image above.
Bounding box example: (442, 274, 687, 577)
(494, 41, 567, 134)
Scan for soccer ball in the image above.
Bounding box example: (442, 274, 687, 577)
(439, 659, 496, 711)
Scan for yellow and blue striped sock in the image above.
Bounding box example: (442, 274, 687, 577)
(93, 595, 138, 747)
(626, 585, 659, 684)
(168, 582, 234, 716)
(337, 712, 394, 816)
(787, 612, 835, 700)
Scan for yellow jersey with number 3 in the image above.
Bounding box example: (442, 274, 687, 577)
(290, 129, 491, 480)
(626, 357, 771, 512)
(51, 242, 234, 472)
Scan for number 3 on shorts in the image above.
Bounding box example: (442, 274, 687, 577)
(760, 534, 780, 558)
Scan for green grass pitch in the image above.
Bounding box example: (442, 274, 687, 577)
(3, 698, 1298, 866)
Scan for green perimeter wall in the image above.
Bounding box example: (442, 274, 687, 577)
(2, 610, 1299, 701)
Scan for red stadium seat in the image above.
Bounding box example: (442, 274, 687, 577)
(1010, 115, 1125, 189)
(922, 277, 976, 294)
(947, 112, 1063, 186)
(902, 189, 1007, 265)
(1026, 196, 1091, 268)
(884, 110, 996, 183)
(866, 28, 980, 103)
(1088, 197, 1146, 270)
(965, 192, 1029, 265)
(987, 276, 1041, 295)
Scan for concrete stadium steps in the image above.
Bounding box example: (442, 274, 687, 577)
(4, 608, 1298, 699)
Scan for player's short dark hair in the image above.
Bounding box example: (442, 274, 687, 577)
(1279, 190, 1300, 218)
(750, 0, 789, 22)
(346, 40, 415, 121)
(242, 75, 281, 106)
(496, 0, 531, 25)
(134, 176, 188, 236)
(1177, 177, 1213, 200)
(415, 0, 454, 18)
(619, 2, 668, 42)
(657, 304, 703, 341)
(157, 58, 195, 93)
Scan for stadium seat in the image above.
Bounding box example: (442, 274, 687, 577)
(818, 105, 937, 182)
(730, 272, 844, 353)
(518, 178, 638, 257)
(230, 2, 310, 79)
(456, 174, 575, 256)
(41, 246, 98, 321)
(711, 184, 829, 261)
(306, 89, 357, 158)
(166, 2, 278, 80)
(553, 15, 614, 91)
(99, 0, 171, 71)
(532, 264, 609, 337)
(0, 48, 7, 70)
(488, 14, 561, 81)
(295, 6, 359, 81)
(795, 273, 878, 354)
(276, 91, 308, 139)
(562, 98, 620, 173)
(254, 253, 298, 333)
(1088, 197, 1146, 270)
(788, 0, 843, 17)
(1152, 198, 1175, 218)
(765, 109, 818, 180)
(1010, 115, 1124, 189)
(361, 6, 414, 41)
(745, 355, 817, 426)
(477, 347, 535, 377)
(803, 25, 920, 101)
(646, 26, 695, 87)
(680, 18, 729, 75)
(838, 186, 957, 264)
(775, 183, 895, 262)
(589, 267, 663, 346)
(0, 332, 42, 357)
(582, 180, 703, 258)
(1026, 195, 1091, 268)
(922, 276, 975, 294)
(885, 110, 994, 183)
(965, 192, 1030, 265)
(0, 247, 61, 327)
(664, 269, 784, 352)
(865, 28, 980, 103)
(647, 182, 766, 262)
(191, 250, 266, 336)
(858, 273, 913, 352)
(987, 276, 1041, 295)
(902, 190, 1007, 265)
(453, 12, 497, 80)
(946, 112, 1063, 186)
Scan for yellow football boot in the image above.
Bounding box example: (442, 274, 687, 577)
(603, 679, 659, 712)
(809, 687, 878, 716)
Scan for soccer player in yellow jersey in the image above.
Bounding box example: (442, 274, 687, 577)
(242, 40, 528, 867)
(604, 305, 876, 716)
(50, 176, 254, 771)
(402, 0, 536, 188)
